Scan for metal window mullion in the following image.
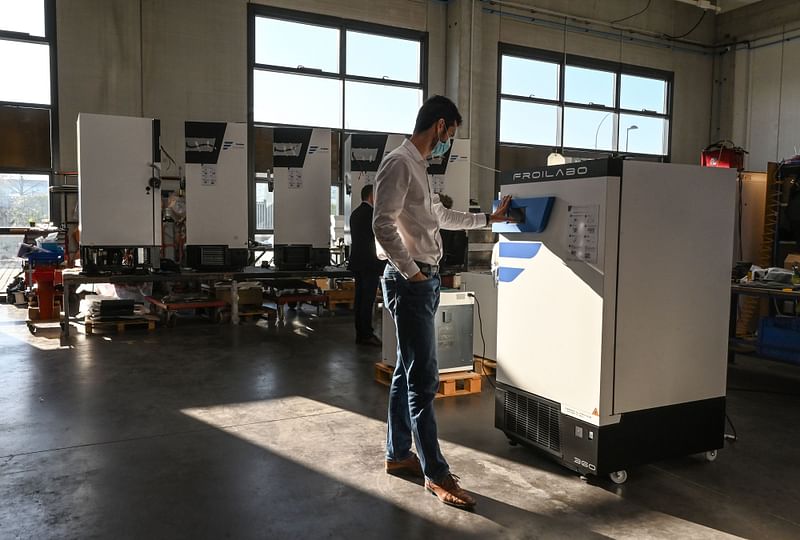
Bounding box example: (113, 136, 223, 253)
(420, 31, 428, 100)
(46, 0, 58, 177)
(0, 100, 51, 109)
(344, 74, 423, 89)
(252, 63, 341, 80)
(0, 31, 48, 44)
(339, 25, 347, 132)
(558, 57, 565, 152)
(562, 101, 616, 112)
(248, 3, 256, 241)
(614, 70, 622, 151)
(618, 108, 669, 119)
(0, 167, 53, 175)
(498, 94, 560, 107)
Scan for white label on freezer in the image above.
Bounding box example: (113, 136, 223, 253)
(288, 168, 303, 189)
(561, 403, 596, 424)
(201, 164, 217, 186)
(567, 205, 599, 264)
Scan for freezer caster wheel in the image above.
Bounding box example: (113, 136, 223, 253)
(609, 470, 628, 485)
(507, 438, 518, 446)
(27, 323, 37, 335)
(704, 450, 718, 462)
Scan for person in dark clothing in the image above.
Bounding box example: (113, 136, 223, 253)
(349, 183, 385, 346)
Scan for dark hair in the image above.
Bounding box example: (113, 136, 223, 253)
(360, 183, 374, 202)
(413, 95, 462, 134)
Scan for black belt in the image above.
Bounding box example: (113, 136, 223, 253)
(414, 261, 440, 276)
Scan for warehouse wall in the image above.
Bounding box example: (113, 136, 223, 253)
(713, 0, 800, 172)
(56, 0, 446, 174)
(56, 0, 716, 211)
(448, 0, 717, 207)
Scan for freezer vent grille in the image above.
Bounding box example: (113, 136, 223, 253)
(201, 247, 226, 266)
(504, 390, 561, 453)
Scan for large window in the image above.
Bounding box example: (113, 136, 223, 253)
(249, 7, 426, 134)
(0, 0, 56, 227)
(498, 44, 672, 159)
(1, 1, 56, 292)
(248, 6, 426, 236)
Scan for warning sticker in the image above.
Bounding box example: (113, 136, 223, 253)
(567, 205, 599, 264)
(561, 403, 597, 424)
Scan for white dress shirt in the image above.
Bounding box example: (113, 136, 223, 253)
(373, 138, 488, 278)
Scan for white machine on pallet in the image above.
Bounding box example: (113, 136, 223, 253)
(78, 113, 162, 273)
(382, 290, 474, 373)
(493, 158, 736, 484)
(345, 133, 405, 218)
(460, 271, 498, 361)
(272, 127, 332, 270)
(427, 138, 470, 212)
(430, 138, 473, 272)
(184, 121, 248, 270)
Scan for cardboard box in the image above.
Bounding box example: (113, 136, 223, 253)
(326, 289, 355, 302)
(214, 286, 263, 306)
(784, 253, 800, 270)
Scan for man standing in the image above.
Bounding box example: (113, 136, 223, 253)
(348, 183, 384, 346)
(373, 95, 513, 510)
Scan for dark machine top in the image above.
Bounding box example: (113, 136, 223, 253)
(500, 158, 623, 186)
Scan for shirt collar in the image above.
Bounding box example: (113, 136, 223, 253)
(402, 138, 428, 166)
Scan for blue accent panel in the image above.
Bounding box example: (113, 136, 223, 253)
(498, 267, 524, 283)
(492, 196, 555, 234)
(499, 242, 541, 259)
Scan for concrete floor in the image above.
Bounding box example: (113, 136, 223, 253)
(1, 304, 799, 539)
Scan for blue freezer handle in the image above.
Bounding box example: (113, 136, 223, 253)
(492, 196, 555, 233)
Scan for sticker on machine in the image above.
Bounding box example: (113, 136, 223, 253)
(561, 403, 596, 423)
(567, 205, 599, 264)
(288, 168, 303, 189)
(201, 164, 217, 186)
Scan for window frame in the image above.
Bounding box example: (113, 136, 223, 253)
(496, 43, 674, 161)
(248, 5, 428, 131)
(0, 0, 58, 233)
(247, 5, 428, 237)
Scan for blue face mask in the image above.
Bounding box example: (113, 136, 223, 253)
(431, 125, 451, 158)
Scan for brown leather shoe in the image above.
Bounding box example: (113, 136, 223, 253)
(385, 453, 423, 477)
(425, 474, 476, 510)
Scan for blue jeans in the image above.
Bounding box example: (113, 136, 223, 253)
(382, 265, 449, 482)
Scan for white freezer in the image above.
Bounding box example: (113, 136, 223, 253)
(184, 122, 248, 249)
(494, 158, 736, 480)
(273, 128, 332, 248)
(382, 290, 474, 373)
(460, 271, 498, 361)
(77, 113, 161, 248)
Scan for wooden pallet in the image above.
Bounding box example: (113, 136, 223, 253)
(374, 362, 482, 398)
(326, 289, 355, 311)
(327, 300, 354, 310)
(85, 315, 158, 335)
(473, 356, 497, 376)
(237, 306, 278, 322)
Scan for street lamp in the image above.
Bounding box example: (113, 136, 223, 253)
(625, 125, 639, 153)
(594, 112, 612, 150)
